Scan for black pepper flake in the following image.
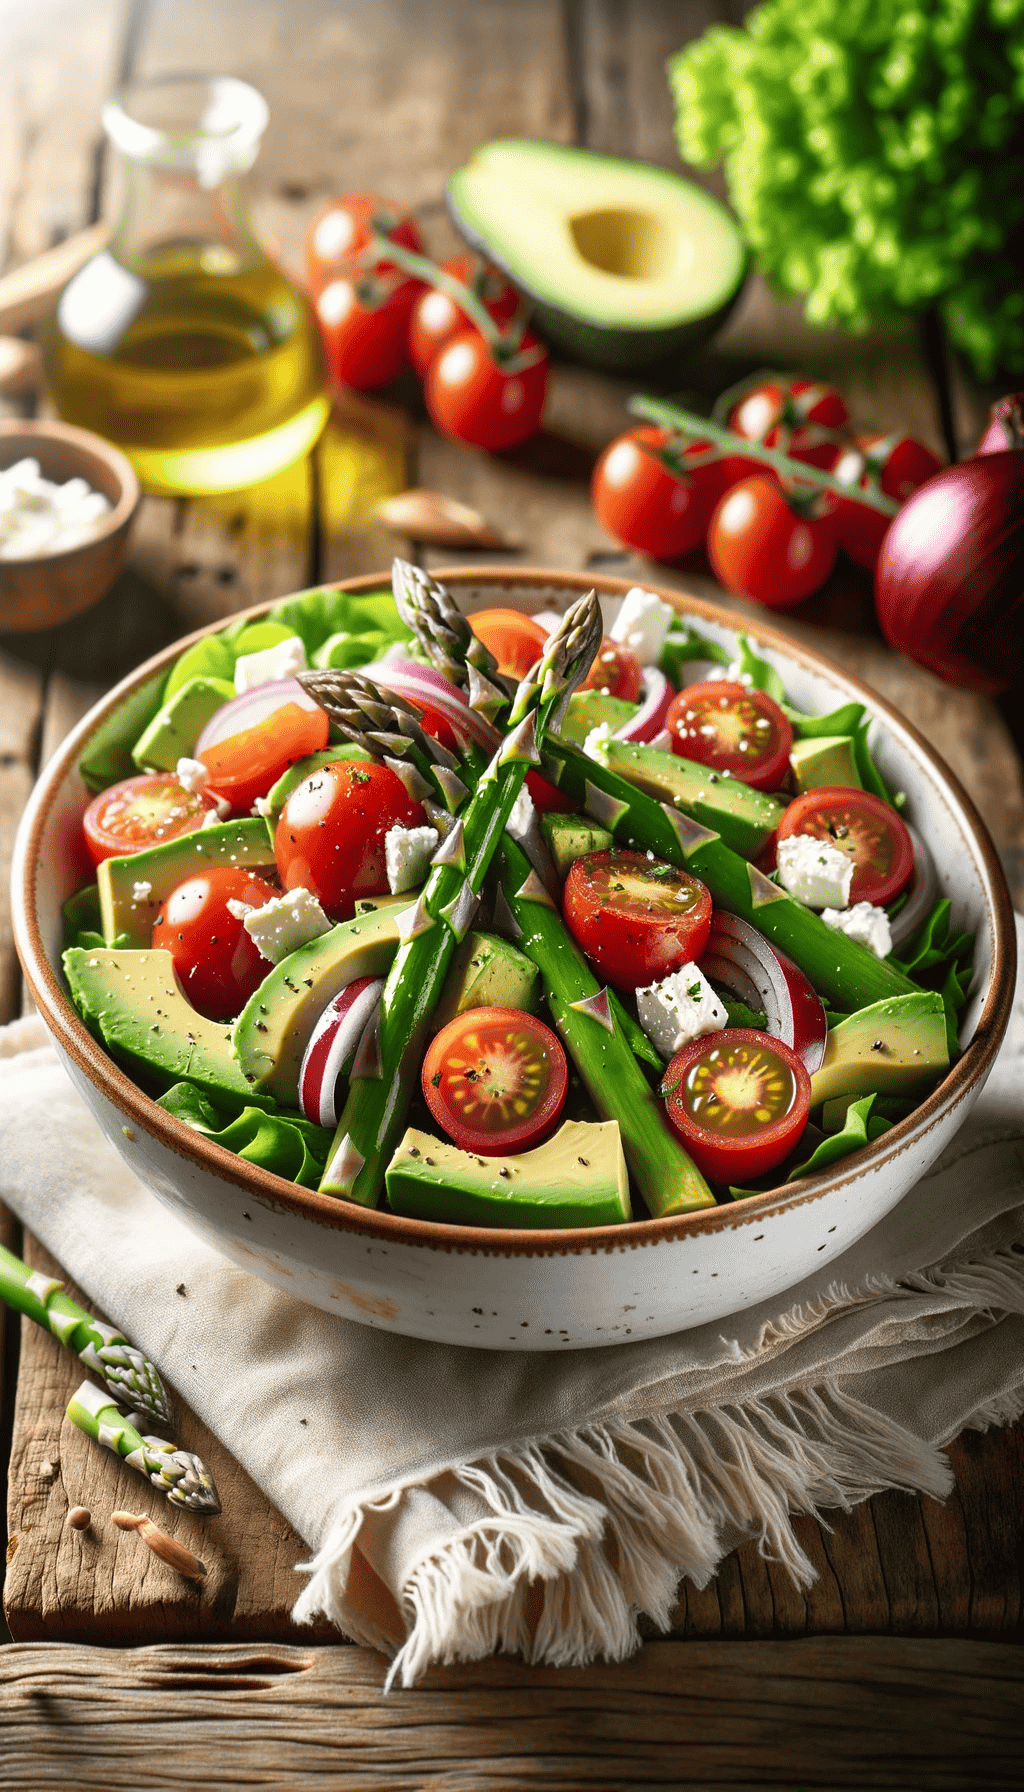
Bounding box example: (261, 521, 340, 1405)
(578, 1157, 589, 1166)
(176, 1283, 187, 1297)
(499, 1167, 511, 1178)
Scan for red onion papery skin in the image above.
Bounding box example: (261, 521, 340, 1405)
(978, 393, 1024, 454)
(874, 451, 1024, 695)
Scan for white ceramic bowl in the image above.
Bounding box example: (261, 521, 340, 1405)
(12, 569, 1016, 1349)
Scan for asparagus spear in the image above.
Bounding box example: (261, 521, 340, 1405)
(1, 1242, 173, 1427)
(391, 558, 517, 724)
(66, 1379, 220, 1514)
(539, 736, 920, 1013)
(496, 835, 714, 1215)
(319, 590, 603, 1208)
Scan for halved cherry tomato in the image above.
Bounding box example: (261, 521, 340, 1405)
(591, 425, 723, 562)
(274, 758, 426, 921)
(421, 1007, 567, 1155)
(707, 476, 838, 609)
(307, 194, 425, 390)
(199, 702, 330, 817)
(577, 636, 643, 702)
(153, 866, 278, 1022)
(665, 680, 793, 792)
(778, 786, 914, 907)
(408, 255, 520, 378)
(562, 849, 712, 991)
(468, 607, 548, 680)
(424, 326, 549, 452)
(661, 1028, 811, 1184)
(82, 774, 219, 866)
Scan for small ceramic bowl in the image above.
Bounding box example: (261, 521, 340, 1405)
(0, 419, 140, 632)
(12, 569, 1017, 1349)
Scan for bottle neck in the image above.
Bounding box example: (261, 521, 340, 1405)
(110, 161, 264, 276)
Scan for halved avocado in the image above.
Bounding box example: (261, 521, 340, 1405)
(447, 138, 746, 372)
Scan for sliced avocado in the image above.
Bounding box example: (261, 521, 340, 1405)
(232, 904, 404, 1106)
(599, 738, 784, 860)
(131, 675, 236, 772)
(789, 735, 862, 795)
(385, 1119, 631, 1228)
(63, 947, 272, 1111)
(264, 744, 374, 831)
(540, 811, 614, 880)
(557, 690, 639, 747)
(448, 139, 745, 372)
(98, 817, 276, 948)
(809, 992, 949, 1109)
(433, 930, 539, 1032)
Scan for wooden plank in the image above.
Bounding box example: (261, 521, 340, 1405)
(0, 1636, 1021, 1789)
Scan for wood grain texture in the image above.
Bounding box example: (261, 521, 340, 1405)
(1, 1637, 1022, 1789)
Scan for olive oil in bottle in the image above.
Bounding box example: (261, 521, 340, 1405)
(45, 77, 328, 496)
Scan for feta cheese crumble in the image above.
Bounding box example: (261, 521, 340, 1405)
(385, 824, 439, 894)
(636, 964, 728, 1058)
(582, 721, 612, 763)
(776, 833, 854, 910)
(227, 887, 332, 962)
(505, 783, 537, 844)
(608, 586, 675, 666)
(175, 755, 209, 795)
(131, 880, 153, 905)
(820, 901, 892, 959)
(233, 634, 308, 693)
(0, 457, 111, 560)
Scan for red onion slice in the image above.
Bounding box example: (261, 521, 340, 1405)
(698, 912, 828, 1072)
(298, 975, 384, 1128)
(363, 659, 502, 754)
(612, 665, 674, 744)
(195, 678, 320, 756)
(888, 823, 937, 950)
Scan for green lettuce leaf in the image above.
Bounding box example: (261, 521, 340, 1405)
(788, 1094, 891, 1181)
(157, 1082, 332, 1189)
(659, 626, 731, 688)
(78, 670, 169, 793)
(265, 585, 411, 661)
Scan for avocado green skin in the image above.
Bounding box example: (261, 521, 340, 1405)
(809, 993, 949, 1109)
(131, 675, 238, 773)
(432, 929, 539, 1031)
(63, 946, 273, 1112)
(385, 1121, 630, 1229)
(98, 817, 276, 948)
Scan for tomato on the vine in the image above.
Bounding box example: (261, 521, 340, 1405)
(665, 680, 793, 791)
(408, 255, 519, 378)
(82, 774, 219, 866)
(468, 607, 548, 680)
(707, 476, 838, 608)
(591, 425, 723, 562)
(274, 758, 426, 922)
(728, 376, 849, 468)
(424, 326, 549, 451)
(661, 1028, 811, 1184)
(831, 433, 944, 571)
(154, 866, 279, 1022)
(562, 849, 712, 991)
(777, 786, 914, 907)
(421, 1007, 568, 1155)
(577, 636, 643, 702)
(199, 702, 330, 816)
(307, 193, 425, 390)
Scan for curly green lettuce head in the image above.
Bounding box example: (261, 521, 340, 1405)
(668, 0, 1024, 377)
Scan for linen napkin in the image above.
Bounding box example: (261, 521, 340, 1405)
(2, 920, 1022, 1686)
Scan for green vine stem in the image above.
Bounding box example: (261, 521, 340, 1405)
(629, 394, 900, 519)
(363, 221, 545, 373)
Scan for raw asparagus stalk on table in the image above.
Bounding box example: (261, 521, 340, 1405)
(66, 1379, 220, 1514)
(317, 589, 604, 1209)
(0, 1241, 173, 1427)
(496, 835, 714, 1216)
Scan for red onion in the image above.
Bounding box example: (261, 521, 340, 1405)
(698, 913, 827, 1072)
(299, 976, 384, 1128)
(978, 393, 1024, 454)
(888, 825, 937, 952)
(611, 666, 674, 744)
(194, 678, 320, 755)
(874, 451, 1024, 694)
(363, 659, 502, 754)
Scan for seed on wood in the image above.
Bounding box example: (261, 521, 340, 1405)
(66, 1506, 91, 1531)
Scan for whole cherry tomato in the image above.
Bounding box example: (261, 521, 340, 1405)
(154, 866, 279, 1022)
(591, 425, 724, 562)
(707, 476, 838, 608)
(82, 774, 219, 867)
(728, 376, 850, 468)
(424, 327, 549, 451)
(408, 255, 520, 378)
(274, 758, 426, 921)
(307, 193, 425, 390)
(831, 433, 945, 571)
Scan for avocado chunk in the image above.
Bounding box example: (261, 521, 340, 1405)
(63, 946, 272, 1111)
(232, 903, 404, 1106)
(448, 139, 746, 372)
(98, 817, 276, 948)
(809, 992, 949, 1109)
(599, 738, 784, 860)
(540, 811, 614, 880)
(433, 930, 539, 1032)
(789, 735, 862, 794)
(264, 744, 374, 831)
(385, 1119, 631, 1228)
(131, 675, 237, 772)
(557, 690, 639, 748)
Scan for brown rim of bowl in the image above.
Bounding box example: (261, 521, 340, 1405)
(0, 418, 140, 560)
(14, 566, 1018, 1258)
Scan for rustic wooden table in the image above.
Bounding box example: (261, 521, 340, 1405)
(2, 1, 1023, 1784)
